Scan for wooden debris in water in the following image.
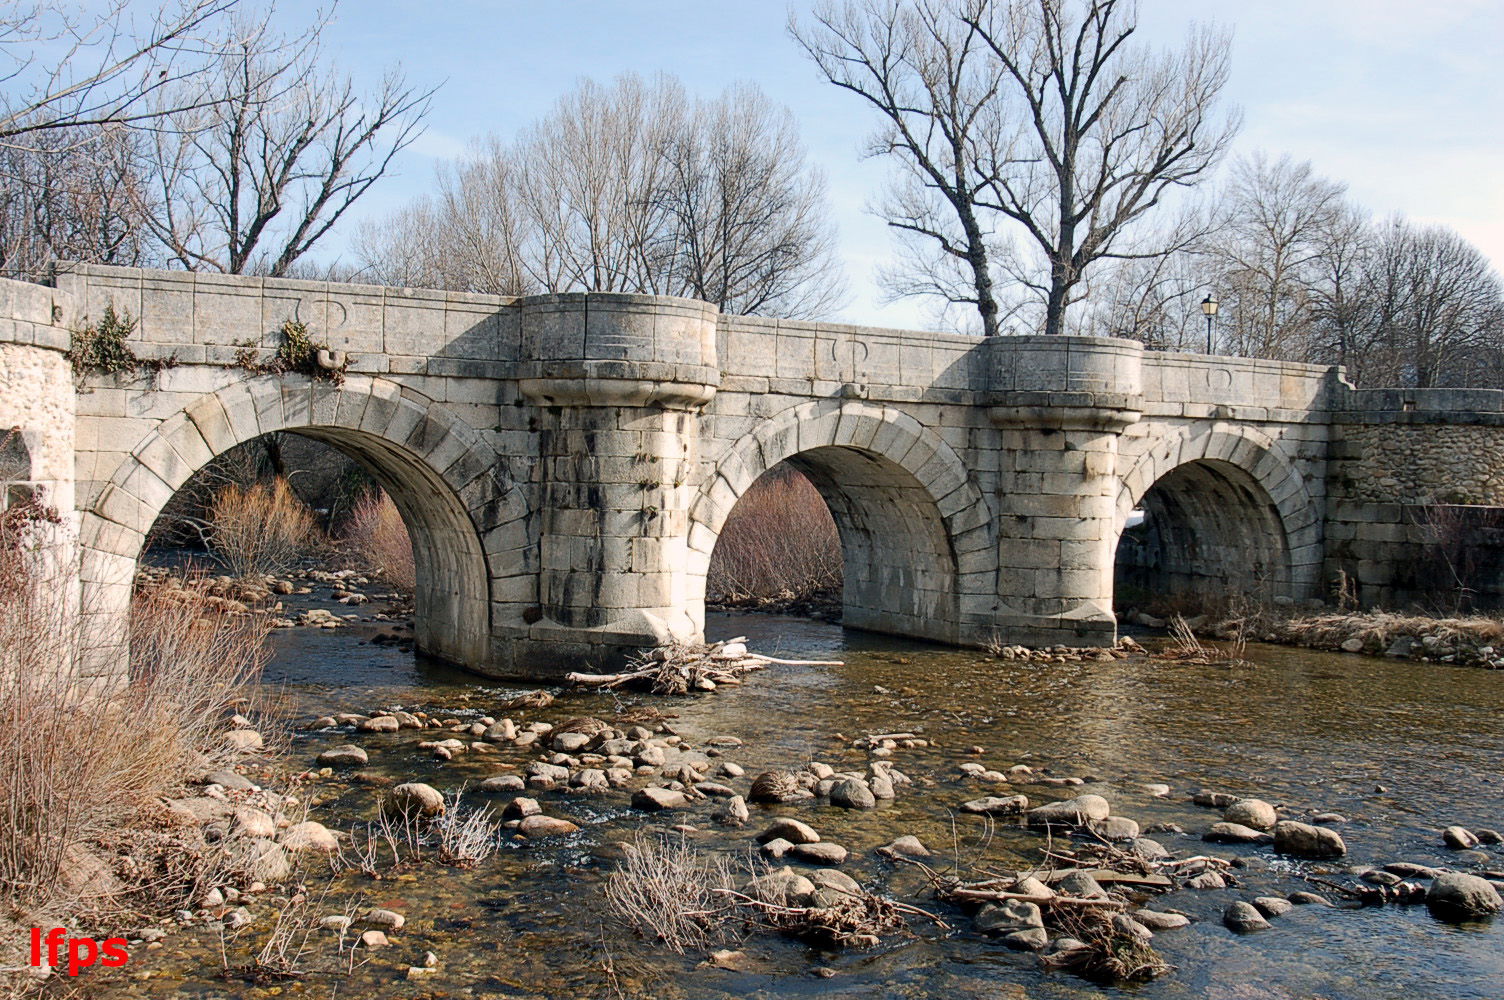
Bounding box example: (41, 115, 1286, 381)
(565, 638, 843, 695)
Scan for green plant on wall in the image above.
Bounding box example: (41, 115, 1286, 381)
(66, 304, 177, 380)
(234, 319, 348, 384)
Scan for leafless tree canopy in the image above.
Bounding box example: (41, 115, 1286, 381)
(140, 11, 433, 276)
(0, 0, 236, 145)
(1083, 153, 1504, 388)
(357, 74, 845, 318)
(793, 0, 1237, 336)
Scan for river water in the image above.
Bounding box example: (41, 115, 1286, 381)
(102, 605, 1504, 1000)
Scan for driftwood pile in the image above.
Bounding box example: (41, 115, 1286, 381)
(566, 638, 842, 695)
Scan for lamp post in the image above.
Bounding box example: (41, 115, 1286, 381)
(1201, 293, 1219, 355)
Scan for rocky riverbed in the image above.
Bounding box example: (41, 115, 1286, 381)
(49, 604, 1504, 1000)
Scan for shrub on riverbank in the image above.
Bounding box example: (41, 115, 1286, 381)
(206, 477, 320, 578)
(341, 490, 415, 593)
(707, 466, 840, 605)
(1204, 608, 1504, 667)
(0, 510, 271, 951)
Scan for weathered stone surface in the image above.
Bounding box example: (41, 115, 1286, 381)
(829, 779, 876, 810)
(1205, 822, 1273, 844)
(25, 262, 1502, 687)
(1027, 794, 1110, 827)
(960, 795, 1029, 816)
(631, 787, 686, 811)
(1223, 799, 1278, 832)
(1223, 901, 1271, 932)
(384, 783, 445, 818)
(757, 819, 820, 845)
(317, 745, 369, 767)
(1426, 873, 1503, 921)
(1273, 820, 1346, 858)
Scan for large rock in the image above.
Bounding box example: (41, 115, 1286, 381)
(1273, 820, 1346, 858)
(281, 821, 339, 852)
(517, 814, 579, 838)
(1443, 825, 1480, 849)
(789, 842, 848, 866)
(1133, 909, 1190, 930)
(829, 778, 876, 810)
(384, 783, 445, 818)
(1223, 901, 1271, 933)
(960, 795, 1028, 816)
(1426, 872, 1503, 921)
(808, 868, 862, 908)
(1223, 799, 1278, 832)
(631, 787, 686, 811)
(1093, 816, 1140, 842)
(479, 775, 525, 793)
(1027, 794, 1110, 828)
(749, 771, 803, 803)
(745, 868, 816, 907)
(713, 795, 750, 827)
(757, 819, 820, 845)
(317, 745, 369, 767)
(877, 835, 931, 858)
(358, 716, 400, 733)
(1204, 821, 1273, 844)
(974, 900, 1047, 950)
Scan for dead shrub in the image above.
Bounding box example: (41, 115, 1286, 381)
(207, 476, 319, 578)
(707, 465, 840, 602)
(340, 490, 414, 592)
(604, 834, 738, 954)
(0, 510, 270, 932)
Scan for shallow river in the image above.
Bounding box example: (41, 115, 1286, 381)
(104, 608, 1504, 1000)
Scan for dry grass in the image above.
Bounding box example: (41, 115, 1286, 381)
(207, 476, 319, 578)
(340, 490, 414, 593)
(0, 503, 270, 934)
(604, 834, 738, 955)
(707, 466, 840, 602)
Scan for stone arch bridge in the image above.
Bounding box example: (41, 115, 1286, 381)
(4, 263, 1502, 682)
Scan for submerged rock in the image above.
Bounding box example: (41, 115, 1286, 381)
(1205, 822, 1273, 844)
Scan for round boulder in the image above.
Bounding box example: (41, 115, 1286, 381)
(1426, 872, 1503, 922)
(1223, 798, 1278, 832)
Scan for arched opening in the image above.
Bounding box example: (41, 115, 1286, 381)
(1, 427, 33, 508)
(138, 425, 489, 668)
(79, 376, 517, 681)
(705, 444, 965, 643)
(1115, 458, 1292, 613)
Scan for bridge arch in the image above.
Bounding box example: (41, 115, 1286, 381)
(1114, 426, 1321, 605)
(687, 400, 996, 645)
(80, 374, 531, 671)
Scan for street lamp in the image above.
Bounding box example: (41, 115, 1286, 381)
(1201, 293, 1219, 354)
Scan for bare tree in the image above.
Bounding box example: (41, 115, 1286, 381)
(0, 124, 148, 279)
(1209, 154, 1349, 361)
(794, 0, 1238, 336)
(658, 82, 843, 316)
(1356, 218, 1504, 389)
(0, 0, 236, 146)
(140, 8, 433, 276)
(357, 74, 844, 317)
(791, 0, 1011, 334)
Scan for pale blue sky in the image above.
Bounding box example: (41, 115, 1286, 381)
(312, 0, 1504, 327)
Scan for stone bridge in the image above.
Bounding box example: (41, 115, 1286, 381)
(5, 263, 1503, 681)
